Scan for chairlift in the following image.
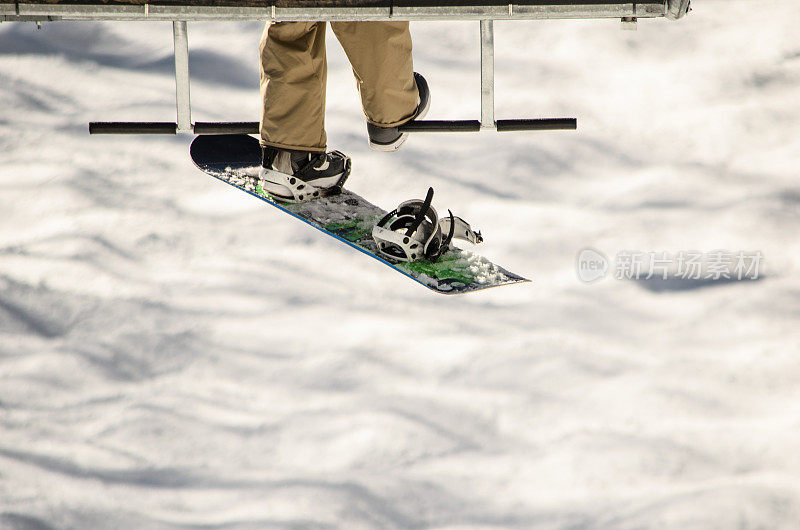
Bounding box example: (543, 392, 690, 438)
(1, 0, 691, 136)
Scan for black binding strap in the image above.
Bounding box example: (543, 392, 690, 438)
(429, 209, 456, 261)
(405, 187, 435, 237)
(442, 209, 456, 254)
(376, 208, 398, 229)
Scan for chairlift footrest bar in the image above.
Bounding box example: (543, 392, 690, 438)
(399, 118, 577, 132)
(193, 122, 259, 135)
(399, 120, 482, 132)
(496, 118, 577, 131)
(88, 121, 262, 135)
(87, 118, 577, 135)
(89, 122, 178, 134)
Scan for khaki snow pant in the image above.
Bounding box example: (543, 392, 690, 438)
(259, 21, 418, 152)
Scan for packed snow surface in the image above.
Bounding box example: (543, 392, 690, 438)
(2, 2, 800, 528)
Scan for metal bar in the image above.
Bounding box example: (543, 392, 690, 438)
(86, 119, 578, 135)
(4, 3, 673, 22)
(193, 122, 259, 135)
(480, 19, 495, 130)
(173, 21, 192, 133)
(399, 120, 482, 133)
(273, 6, 388, 21)
(496, 118, 577, 131)
(89, 122, 177, 134)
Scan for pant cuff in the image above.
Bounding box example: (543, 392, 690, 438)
(365, 111, 417, 128)
(260, 139, 327, 153)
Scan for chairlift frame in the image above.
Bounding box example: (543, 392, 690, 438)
(1, 1, 691, 136)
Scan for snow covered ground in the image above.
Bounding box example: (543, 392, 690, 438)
(2, 1, 800, 528)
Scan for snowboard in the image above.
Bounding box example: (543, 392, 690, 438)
(189, 134, 529, 295)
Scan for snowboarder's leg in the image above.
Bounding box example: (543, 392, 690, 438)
(259, 21, 328, 152)
(330, 22, 430, 152)
(259, 22, 350, 202)
(329, 21, 416, 127)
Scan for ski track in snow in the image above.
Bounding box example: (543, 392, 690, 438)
(1, 2, 800, 528)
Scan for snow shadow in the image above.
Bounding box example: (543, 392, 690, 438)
(0, 24, 258, 89)
(634, 275, 764, 293)
(0, 513, 55, 530)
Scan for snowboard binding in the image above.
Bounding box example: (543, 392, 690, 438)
(372, 187, 483, 263)
(260, 150, 352, 203)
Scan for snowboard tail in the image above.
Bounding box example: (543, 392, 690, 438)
(189, 134, 529, 295)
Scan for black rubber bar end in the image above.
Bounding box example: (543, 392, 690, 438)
(398, 120, 482, 133)
(496, 118, 577, 132)
(89, 122, 178, 135)
(194, 122, 259, 135)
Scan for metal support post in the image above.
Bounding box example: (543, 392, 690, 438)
(479, 19, 495, 130)
(173, 20, 192, 132)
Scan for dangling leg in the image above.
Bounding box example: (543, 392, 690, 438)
(260, 21, 328, 151)
(259, 22, 350, 202)
(331, 21, 430, 151)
